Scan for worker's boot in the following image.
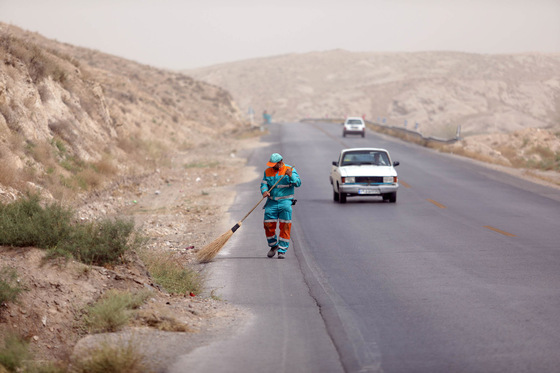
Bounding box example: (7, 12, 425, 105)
(267, 245, 278, 258)
(277, 253, 285, 259)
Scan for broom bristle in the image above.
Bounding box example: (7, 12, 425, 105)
(196, 229, 235, 263)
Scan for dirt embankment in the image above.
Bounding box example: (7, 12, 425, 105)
(1, 22, 259, 370)
(0, 132, 262, 370)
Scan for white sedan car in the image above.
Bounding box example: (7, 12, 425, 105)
(342, 117, 366, 137)
(330, 148, 399, 203)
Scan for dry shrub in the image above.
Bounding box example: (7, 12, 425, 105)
(134, 306, 192, 332)
(47, 177, 72, 201)
(62, 94, 84, 120)
(0, 34, 69, 84)
(528, 145, 554, 160)
(76, 167, 104, 190)
(116, 137, 138, 154)
(6, 132, 24, 154)
(48, 119, 75, 143)
(37, 84, 53, 103)
(444, 146, 504, 165)
(74, 86, 101, 119)
(0, 162, 19, 188)
(496, 145, 517, 161)
(116, 136, 165, 170)
(84, 290, 150, 333)
(3, 61, 20, 81)
(139, 249, 204, 295)
(0, 102, 18, 131)
(0, 330, 32, 372)
(178, 141, 194, 151)
(28, 141, 56, 166)
(23, 95, 36, 109)
(94, 157, 117, 176)
(525, 170, 560, 185)
(72, 338, 151, 373)
(494, 145, 526, 167)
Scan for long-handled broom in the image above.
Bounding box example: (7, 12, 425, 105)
(196, 168, 291, 263)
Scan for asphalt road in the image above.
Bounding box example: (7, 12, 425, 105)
(169, 121, 560, 373)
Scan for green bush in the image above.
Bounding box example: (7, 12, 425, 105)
(0, 331, 67, 372)
(0, 195, 144, 267)
(0, 267, 25, 304)
(0, 194, 73, 248)
(59, 218, 142, 266)
(0, 332, 31, 372)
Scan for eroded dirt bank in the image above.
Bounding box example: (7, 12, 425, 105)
(0, 132, 263, 371)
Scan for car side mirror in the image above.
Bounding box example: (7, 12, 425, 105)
(393, 161, 400, 167)
(332, 161, 338, 166)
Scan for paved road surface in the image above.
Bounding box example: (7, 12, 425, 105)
(169, 121, 560, 373)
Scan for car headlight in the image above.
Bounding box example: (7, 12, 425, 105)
(383, 176, 395, 183)
(342, 177, 355, 184)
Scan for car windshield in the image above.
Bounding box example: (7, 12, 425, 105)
(341, 151, 389, 166)
(347, 119, 362, 124)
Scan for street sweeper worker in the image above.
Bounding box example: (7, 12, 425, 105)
(261, 153, 301, 259)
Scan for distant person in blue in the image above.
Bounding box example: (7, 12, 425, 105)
(261, 153, 301, 259)
(263, 110, 272, 124)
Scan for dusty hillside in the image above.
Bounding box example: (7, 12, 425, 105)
(1, 22, 244, 203)
(185, 49, 560, 137)
(0, 23, 259, 370)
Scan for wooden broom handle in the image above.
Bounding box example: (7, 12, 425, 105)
(238, 166, 293, 224)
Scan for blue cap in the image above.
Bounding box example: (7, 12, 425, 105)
(267, 153, 283, 167)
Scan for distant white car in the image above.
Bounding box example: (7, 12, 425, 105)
(343, 117, 365, 137)
(330, 148, 399, 203)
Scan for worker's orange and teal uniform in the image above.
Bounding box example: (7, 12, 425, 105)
(261, 164, 301, 254)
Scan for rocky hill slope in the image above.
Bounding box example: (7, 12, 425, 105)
(1, 23, 255, 370)
(1, 22, 245, 202)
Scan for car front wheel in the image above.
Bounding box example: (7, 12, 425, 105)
(336, 183, 346, 203)
(387, 192, 397, 203)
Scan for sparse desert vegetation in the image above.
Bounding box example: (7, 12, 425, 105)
(0, 22, 248, 371)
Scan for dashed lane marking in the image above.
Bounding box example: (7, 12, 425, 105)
(427, 199, 447, 209)
(484, 225, 516, 237)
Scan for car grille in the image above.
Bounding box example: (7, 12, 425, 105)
(356, 176, 384, 184)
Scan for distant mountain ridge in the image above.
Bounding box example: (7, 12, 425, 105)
(185, 49, 560, 137)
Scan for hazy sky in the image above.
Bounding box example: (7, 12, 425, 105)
(1, 0, 559, 70)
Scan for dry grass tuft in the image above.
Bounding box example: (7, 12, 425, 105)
(0, 34, 68, 84)
(76, 168, 104, 190)
(139, 249, 204, 295)
(84, 289, 151, 333)
(72, 338, 151, 373)
(0, 162, 19, 188)
(134, 306, 193, 332)
(93, 157, 117, 176)
(441, 145, 506, 166)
